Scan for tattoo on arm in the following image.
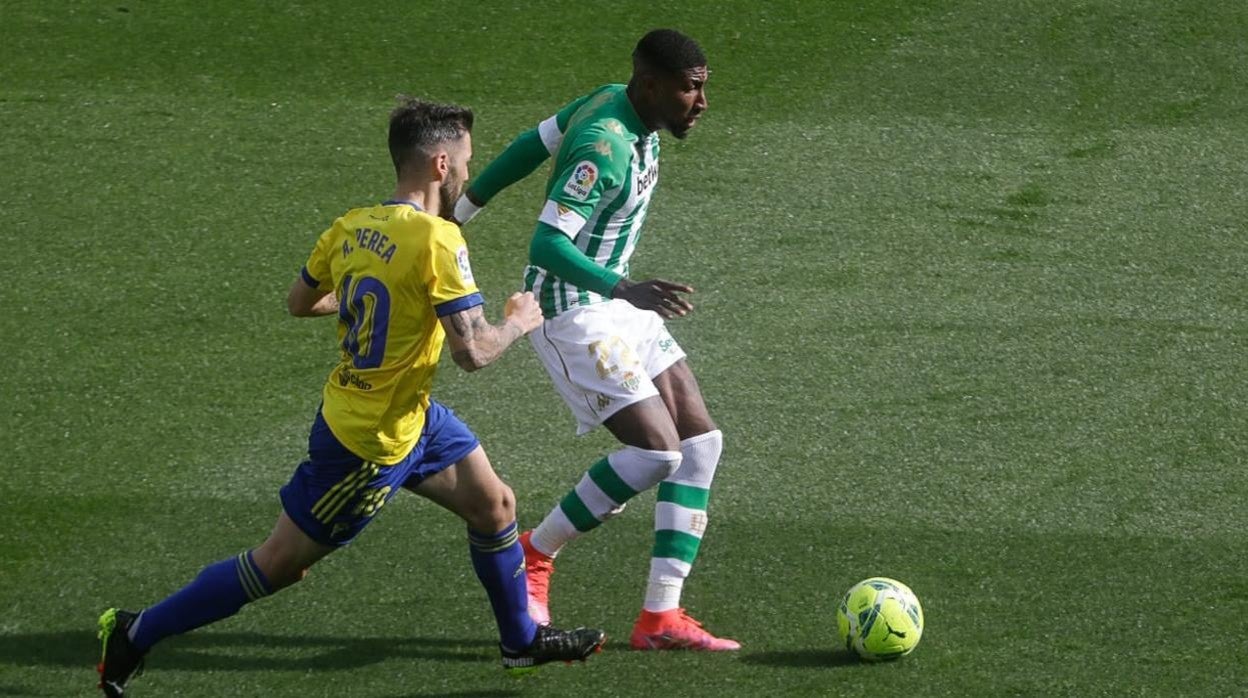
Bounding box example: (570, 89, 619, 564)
(449, 311, 475, 340)
(447, 306, 521, 369)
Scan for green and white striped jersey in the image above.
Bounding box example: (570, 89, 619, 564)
(523, 84, 661, 317)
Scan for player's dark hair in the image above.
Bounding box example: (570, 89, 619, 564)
(632, 29, 706, 75)
(388, 97, 474, 177)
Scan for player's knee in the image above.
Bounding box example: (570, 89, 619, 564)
(657, 452, 682, 481)
(674, 429, 723, 484)
(465, 484, 515, 532)
(614, 445, 683, 489)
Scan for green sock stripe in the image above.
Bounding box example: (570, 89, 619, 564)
(656, 482, 709, 510)
(652, 529, 703, 564)
(560, 491, 602, 533)
(588, 458, 639, 504)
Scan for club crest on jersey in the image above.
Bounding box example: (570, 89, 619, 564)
(456, 246, 475, 284)
(563, 161, 598, 201)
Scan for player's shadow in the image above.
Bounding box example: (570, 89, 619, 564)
(739, 648, 861, 669)
(0, 630, 498, 672)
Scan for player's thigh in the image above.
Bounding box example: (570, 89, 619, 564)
(653, 359, 717, 439)
(406, 445, 515, 531)
(399, 402, 512, 530)
(604, 394, 681, 451)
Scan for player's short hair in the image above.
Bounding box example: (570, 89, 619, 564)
(388, 97, 474, 177)
(632, 29, 706, 75)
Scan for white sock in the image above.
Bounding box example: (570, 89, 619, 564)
(531, 446, 681, 558)
(644, 430, 722, 613)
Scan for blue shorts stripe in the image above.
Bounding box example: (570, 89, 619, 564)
(310, 462, 372, 521)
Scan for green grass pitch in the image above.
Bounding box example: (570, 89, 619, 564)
(2, 1, 1246, 696)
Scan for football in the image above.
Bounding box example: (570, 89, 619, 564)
(836, 577, 924, 661)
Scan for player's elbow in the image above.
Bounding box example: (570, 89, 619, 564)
(287, 299, 309, 317)
(286, 289, 313, 317)
(452, 348, 488, 372)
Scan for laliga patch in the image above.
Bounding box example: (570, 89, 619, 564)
(563, 161, 598, 201)
(456, 246, 475, 284)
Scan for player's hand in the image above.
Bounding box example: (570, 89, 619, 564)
(611, 279, 694, 319)
(503, 291, 543, 334)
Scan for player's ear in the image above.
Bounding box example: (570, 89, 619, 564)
(432, 151, 450, 180)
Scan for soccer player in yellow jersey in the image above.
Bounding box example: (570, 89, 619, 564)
(96, 99, 604, 697)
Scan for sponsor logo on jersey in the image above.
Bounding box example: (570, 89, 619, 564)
(563, 161, 598, 201)
(605, 119, 625, 136)
(595, 139, 613, 159)
(337, 367, 373, 391)
(456, 246, 475, 284)
(636, 160, 659, 194)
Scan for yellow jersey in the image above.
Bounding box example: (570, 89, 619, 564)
(301, 200, 482, 464)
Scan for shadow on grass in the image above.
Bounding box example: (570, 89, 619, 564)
(0, 630, 498, 672)
(0, 686, 54, 696)
(739, 648, 860, 669)
(381, 693, 522, 698)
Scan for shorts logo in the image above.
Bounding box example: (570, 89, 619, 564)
(620, 371, 640, 392)
(658, 338, 675, 353)
(563, 161, 598, 201)
(456, 246, 475, 284)
(596, 393, 613, 410)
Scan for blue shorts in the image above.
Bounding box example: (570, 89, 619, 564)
(280, 400, 479, 546)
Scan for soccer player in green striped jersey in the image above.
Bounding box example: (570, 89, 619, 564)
(452, 29, 739, 651)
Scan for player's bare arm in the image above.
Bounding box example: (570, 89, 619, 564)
(286, 277, 339, 317)
(440, 292, 542, 371)
(612, 278, 694, 319)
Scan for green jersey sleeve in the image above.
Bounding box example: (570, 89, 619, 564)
(456, 89, 602, 222)
(536, 130, 631, 238)
(465, 128, 549, 205)
(528, 222, 623, 297)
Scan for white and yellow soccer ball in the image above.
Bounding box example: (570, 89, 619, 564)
(836, 577, 924, 660)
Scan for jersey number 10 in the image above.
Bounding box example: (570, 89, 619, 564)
(338, 274, 391, 369)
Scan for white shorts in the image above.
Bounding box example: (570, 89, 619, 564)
(530, 300, 687, 434)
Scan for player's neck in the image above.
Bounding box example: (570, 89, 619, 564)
(625, 82, 661, 134)
(391, 181, 439, 215)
